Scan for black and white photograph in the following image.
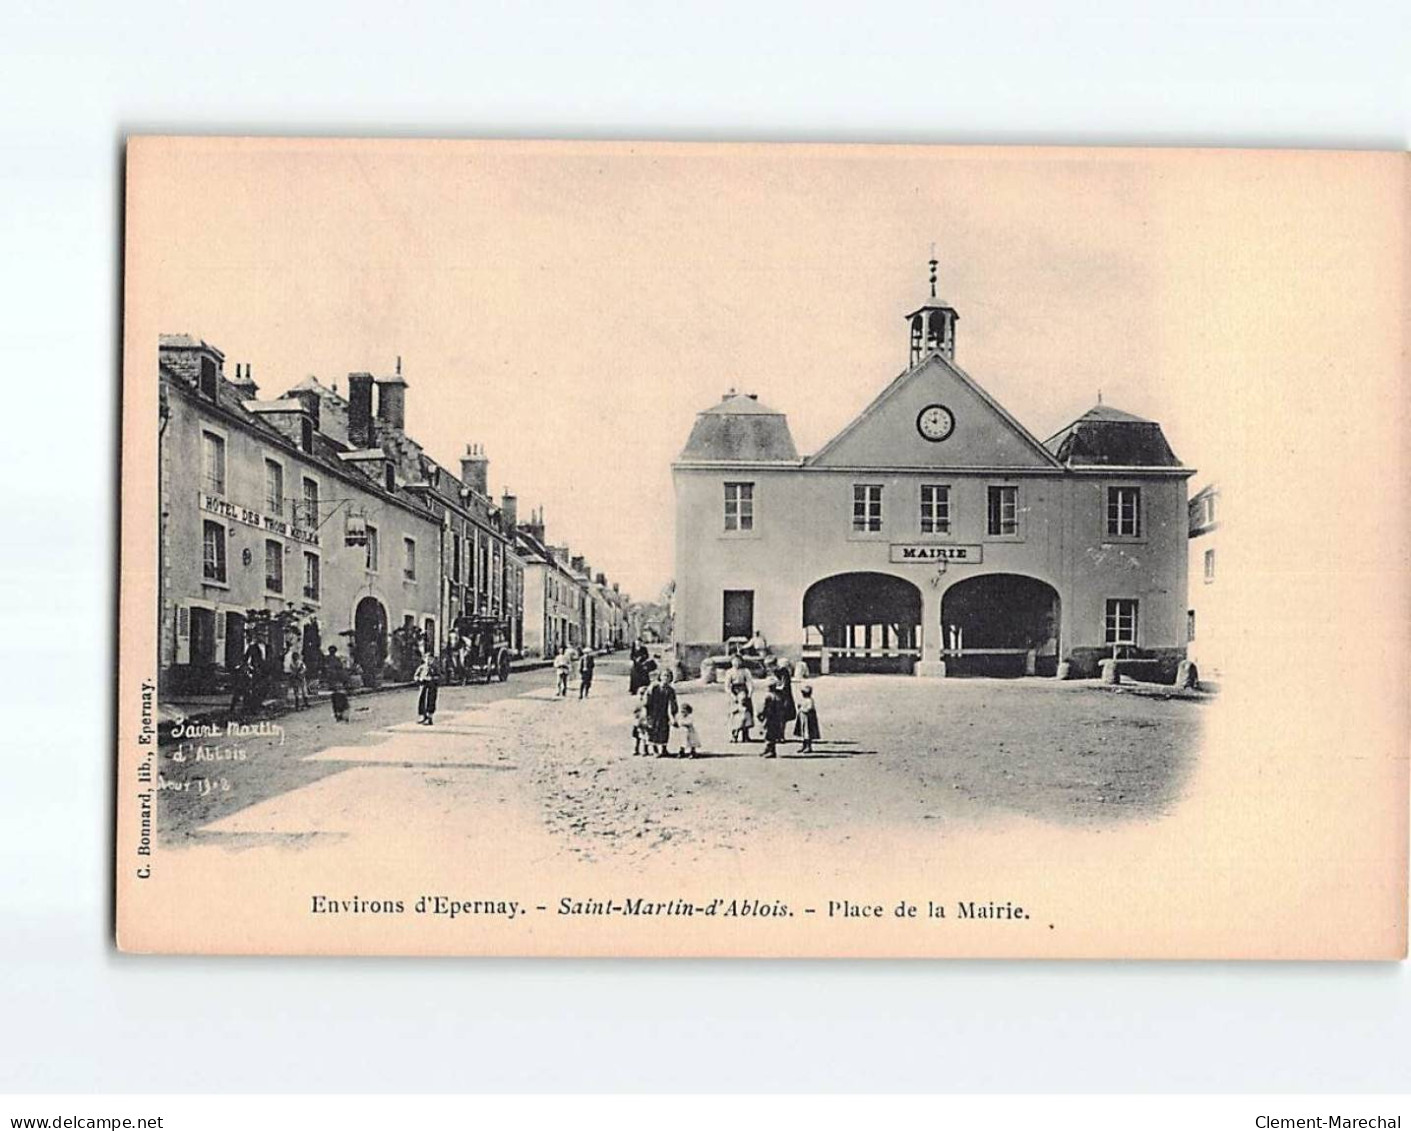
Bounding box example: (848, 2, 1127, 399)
(116, 138, 1405, 959)
(3, 2, 1409, 1118)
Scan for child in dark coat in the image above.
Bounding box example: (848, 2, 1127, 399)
(795, 684, 820, 753)
(757, 676, 788, 760)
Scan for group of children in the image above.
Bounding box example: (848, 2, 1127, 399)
(631, 656, 822, 760)
(728, 681, 819, 753)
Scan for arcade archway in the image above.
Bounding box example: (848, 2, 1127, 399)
(802, 572, 922, 674)
(939, 573, 1060, 677)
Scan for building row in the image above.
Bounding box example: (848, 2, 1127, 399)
(157, 335, 631, 695)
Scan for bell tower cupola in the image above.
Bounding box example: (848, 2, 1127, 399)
(905, 255, 959, 366)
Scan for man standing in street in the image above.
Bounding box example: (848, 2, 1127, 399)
(578, 648, 596, 699)
(554, 647, 570, 697)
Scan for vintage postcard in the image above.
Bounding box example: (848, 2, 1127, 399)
(117, 138, 1408, 957)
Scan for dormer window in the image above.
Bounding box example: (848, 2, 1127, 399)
(199, 356, 218, 400)
(384, 464, 396, 493)
(300, 416, 314, 453)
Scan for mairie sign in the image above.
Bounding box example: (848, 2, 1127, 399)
(198, 490, 321, 547)
(889, 543, 982, 564)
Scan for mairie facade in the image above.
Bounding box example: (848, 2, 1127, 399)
(672, 275, 1194, 680)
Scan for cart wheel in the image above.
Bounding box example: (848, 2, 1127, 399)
(498, 652, 511, 682)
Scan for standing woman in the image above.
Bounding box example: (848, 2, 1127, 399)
(643, 668, 679, 757)
(324, 645, 351, 723)
(628, 640, 651, 695)
(773, 658, 797, 736)
(415, 651, 440, 725)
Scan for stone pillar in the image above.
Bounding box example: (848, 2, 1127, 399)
(915, 583, 946, 678)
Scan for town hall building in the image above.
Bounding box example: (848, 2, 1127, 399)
(672, 263, 1194, 680)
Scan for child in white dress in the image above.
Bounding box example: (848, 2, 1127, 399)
(676, 703, 702, 758)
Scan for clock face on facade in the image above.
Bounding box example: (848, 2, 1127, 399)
(916, 403, 955, 442)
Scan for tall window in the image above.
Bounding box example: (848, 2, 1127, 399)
(300, 416, 314, 453)
(987, 485, 1018, 536)
(920, 484, 951, 534)
(365, 525, 379, 572)
(1204, 548, 1216, 583)
(452, 533, 462, 583)
(1187, 609, 1196, 642)
(403, 537, 417, 581)
(265, 459, 284, 517)
(724, 482, 754, 532)
(301, 477, 319, 526)
(1104, 598, 1139, 646)
(303, 552, 320, 601)
(1107, 486, 1142, 537)
(1204, 495, 1216, 525)
(853, 484, 883, 533)
(202, 520, 226, 583)
(202, 431, 225, 496)
(265, 539, 283, 593)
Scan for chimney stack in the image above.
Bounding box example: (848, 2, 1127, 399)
(523, 506, 546, 544)
(460, 443, 489, 497)
(291, 386, 321, 431)
(376, 358, 407, 432)
(230, 362, 258, 399)
(348, 372, 375, 448)
(500, 490, 518, 530)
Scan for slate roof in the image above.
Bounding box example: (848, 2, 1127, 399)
(678, 393, 800, 462)
(1044, 405, 1183, 467)
(159, 346, 441, 523)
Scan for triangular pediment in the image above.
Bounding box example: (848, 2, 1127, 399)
(808, 352, 1061, 469)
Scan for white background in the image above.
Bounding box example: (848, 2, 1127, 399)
(1, 0, 1408, 1094)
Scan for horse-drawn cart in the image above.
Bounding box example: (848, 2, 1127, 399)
(447, 614, 514, 684)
